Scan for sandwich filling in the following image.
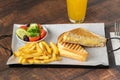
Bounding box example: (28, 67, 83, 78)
(63, 28, 106, 47)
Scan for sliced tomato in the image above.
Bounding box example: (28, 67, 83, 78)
(40, 29, 46, 39)
(29, 36, 41, 42)
(38, 24, 43, 29)
(20, 26, 27, 30)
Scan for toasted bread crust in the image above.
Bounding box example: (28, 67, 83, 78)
(57, 33, 88, 61)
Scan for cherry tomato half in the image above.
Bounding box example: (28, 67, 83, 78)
(20, 26, 27, 30)
(38, 24, 43, 29)
(29, 36, 41, 42)
(40, 29, 46, 39)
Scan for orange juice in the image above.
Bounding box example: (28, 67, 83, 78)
(66, 0, 88, 23)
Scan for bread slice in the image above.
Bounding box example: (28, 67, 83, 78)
(57, 33, 88, 61)
(63, 28, 106, 47)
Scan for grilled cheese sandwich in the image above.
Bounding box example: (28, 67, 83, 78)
(57, 33, 88, 61)
(63, 28, 106, 47)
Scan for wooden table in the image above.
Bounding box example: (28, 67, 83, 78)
(0, 0, 120, 80)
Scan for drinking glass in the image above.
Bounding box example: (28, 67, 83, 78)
(66, 0, 88, 23)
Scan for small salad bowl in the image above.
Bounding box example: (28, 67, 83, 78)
(16, 23, 48, 43)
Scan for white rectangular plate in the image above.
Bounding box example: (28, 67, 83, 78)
(7, 23, 109, 66)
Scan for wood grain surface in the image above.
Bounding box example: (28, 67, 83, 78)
(0, 0, 120, 80)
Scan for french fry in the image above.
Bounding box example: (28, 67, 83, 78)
(36, 43, 43, 54)
(25, 42, 36, 49)
(39, 42, 45, 51)
(34, 56, 49, 60)
(27, 58, 34, 64)
(50, 42, 59, 54)
(22, 53, 42, 58)
(39, 42, 49, 55)
(14, 51, 21, 57)
(18, 43, 36, 51)
(34, 59, 41, 64)
(51, 53, 57, 61)
(41, 41, 51, 54)
(22, 50, 37, 54)
(14, 41, 62, 64)
(18, 56, 23, 63)
(21, 58, 27, 64)
(56, 56, 62, 61)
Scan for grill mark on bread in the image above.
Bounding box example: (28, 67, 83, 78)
(57, 32, 88, 61)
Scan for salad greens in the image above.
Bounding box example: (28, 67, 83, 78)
(27, 23, 40, 37)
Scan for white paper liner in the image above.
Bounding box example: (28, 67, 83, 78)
(7, 23, 109, 66)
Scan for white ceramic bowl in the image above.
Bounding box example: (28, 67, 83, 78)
(16, 26, 48, 43)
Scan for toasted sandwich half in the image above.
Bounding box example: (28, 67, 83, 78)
(57, 33, 88, 61)
(63, 28, 106, 47)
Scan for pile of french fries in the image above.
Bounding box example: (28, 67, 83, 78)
(14, 41, 62, 64)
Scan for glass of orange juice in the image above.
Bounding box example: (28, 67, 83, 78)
(66, 0, 88, 23)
